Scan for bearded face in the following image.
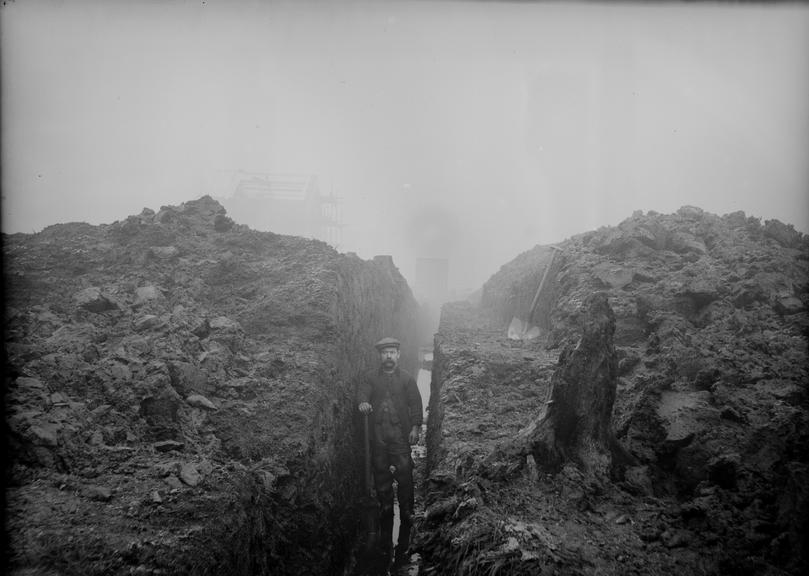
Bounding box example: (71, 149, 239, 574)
(379, 347, 400, 371)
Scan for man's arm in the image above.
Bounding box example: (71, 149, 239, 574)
(405, 375, 423, 426)
(406, 375, 423, 444)
(357, 372, 373, 414)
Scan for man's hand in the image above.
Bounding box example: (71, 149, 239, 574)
(409, 425, 420, 445)
(358, 402, 372, 414)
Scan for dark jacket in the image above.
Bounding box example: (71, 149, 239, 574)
(357, 366, 423, 442)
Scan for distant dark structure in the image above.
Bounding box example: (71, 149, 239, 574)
(415, 257, 449, 345)
(216, 172, 342, 247)
(415, 258, 448, 306)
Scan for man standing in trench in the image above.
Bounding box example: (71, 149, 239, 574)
(358, 337, 423, 568)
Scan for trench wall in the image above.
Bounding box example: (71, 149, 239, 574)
(420, 301, 559, 574)
(3, 198, 423, 576)
(197, 253, 423, 575)
(424, 209, 809, 575)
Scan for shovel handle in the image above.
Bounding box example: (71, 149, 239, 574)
(526, 246, 561, 324)
(363, 412, 373, 496)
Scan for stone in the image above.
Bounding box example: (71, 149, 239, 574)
(639, 526, 662, 542)
(661, 529, 692, 548)
(134, 285, 161, 306)
(209, 316, 241, 331)
(89, 430, 105, 446)
(133, 315, 161, 332)
(150, 246, 179, 259)
(186, 394, 217, 411)
(720, 406, 744, 423)
(168, 361, 211, 396)
(668, 232, 707, 255)
(179, 463, 202, 487)
(84, 485, 113, 502)
(107, 362, 132, 381)
(592, 263, 636, 289)
(153, 440, 184, 452)
(723, 210, 747, 226)
(677, 206, 705, 219)
(774, 296, 803, 316)
(657, 390, 715, 443)
(181, 195, 226, 217)
(164, 475, 184, 490)
(74, 287, 119, 313)
(29, 423, 60, 447)
(151, 490, 163, 504)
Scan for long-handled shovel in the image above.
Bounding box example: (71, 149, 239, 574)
(360, 412, 380, 552)
(508, 245, 562, 340)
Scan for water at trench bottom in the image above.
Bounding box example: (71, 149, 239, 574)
(392, 366, 430, 545)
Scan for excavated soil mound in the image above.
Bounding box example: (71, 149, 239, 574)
(3, 196, 422, 576)
(419, 207, 808, 576)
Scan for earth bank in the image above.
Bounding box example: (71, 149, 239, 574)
(417, 207, 808, 576)
(4, 197, 423, 575)
(4, 202, 808, 576)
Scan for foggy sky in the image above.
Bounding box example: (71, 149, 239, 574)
(3, 0, 808, 294)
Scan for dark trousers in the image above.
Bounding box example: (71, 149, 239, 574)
(373, 419, 414, 556)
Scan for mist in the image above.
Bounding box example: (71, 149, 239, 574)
(3, 0, 808, 295)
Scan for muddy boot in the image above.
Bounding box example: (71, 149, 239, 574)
(374, 540, 390, 571)
(392, 534, 411, 568)
(375, 524, 391, 570)
(379, 508, 393, 553)
(374, 543, 392, 575)
(393, 545, 409, 568)
(393, 525, 411, 567)
(394, 508, 412, 567)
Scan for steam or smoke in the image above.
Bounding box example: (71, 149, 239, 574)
(3, 1, 808, 295)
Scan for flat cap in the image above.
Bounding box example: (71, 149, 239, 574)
(374, 337, 401, 350)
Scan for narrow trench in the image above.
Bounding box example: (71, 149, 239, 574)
(346, 349, 432, 576)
